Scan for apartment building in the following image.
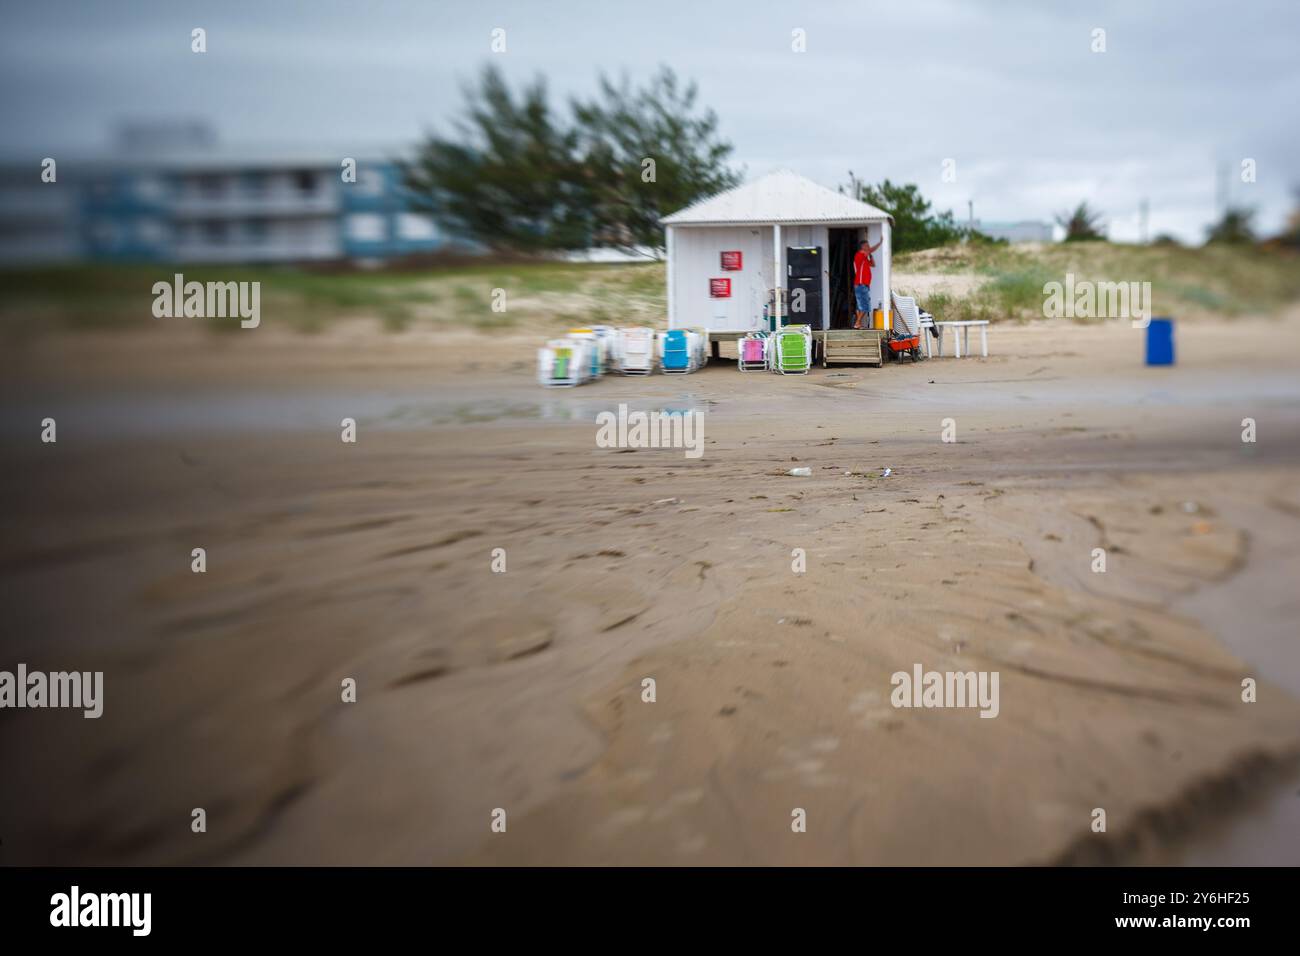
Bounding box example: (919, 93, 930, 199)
(0, 129, 445, 265)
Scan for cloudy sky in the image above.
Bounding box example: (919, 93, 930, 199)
(3, 0, 1297, 242)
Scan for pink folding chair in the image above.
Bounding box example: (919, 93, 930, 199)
(738, 333, 768, 372)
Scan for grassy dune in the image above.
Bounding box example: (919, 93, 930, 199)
(894, 241, 1300, 323)
(1, 241, 1296, 338)
(0, 260, 667, 338)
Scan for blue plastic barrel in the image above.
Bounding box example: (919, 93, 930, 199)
(1146, 317, 1175, 366)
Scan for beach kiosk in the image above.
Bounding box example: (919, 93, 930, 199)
(661, 170, 894, 365)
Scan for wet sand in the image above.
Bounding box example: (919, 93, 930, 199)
(2, 316, 1299, 865)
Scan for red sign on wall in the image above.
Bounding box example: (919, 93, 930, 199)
(720, 250, 743, 270)
(709, 278, 732, 298)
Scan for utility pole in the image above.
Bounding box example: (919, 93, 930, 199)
(1139, 199, 1149, 244)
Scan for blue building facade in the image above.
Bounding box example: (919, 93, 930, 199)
(1, 149, 446, 265)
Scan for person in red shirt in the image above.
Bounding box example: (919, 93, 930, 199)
(852, 237, 882, 329)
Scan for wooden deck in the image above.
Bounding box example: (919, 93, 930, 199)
(819, 329, 884, 367)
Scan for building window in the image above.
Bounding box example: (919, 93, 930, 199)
(88, 220, 117, 247)
(294, 170, 317, 195)
(245, 219, 269, 244)
(243, 172, 267, 197)
(356, 166, 386, 196)
(345, 213, 386, 242)
(135, 218, 167, 245)
(396, 213, 437, 241)
(196, 174, 223, 198)
(134, 176, 167, 201)
(201, 220, 229, 244)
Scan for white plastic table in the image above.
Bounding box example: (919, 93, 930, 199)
(935, 320, 989, 358)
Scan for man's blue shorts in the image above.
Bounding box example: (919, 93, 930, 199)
(854, 284, 872, 312)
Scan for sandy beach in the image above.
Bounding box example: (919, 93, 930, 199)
(2, 314, 1299, 866)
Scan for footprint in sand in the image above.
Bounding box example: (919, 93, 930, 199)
(676, 833, 708, 855)
(763, 741, 842, 787)
(619, 767, 655, 788)
(594, 806, 648, 839)
(849, 689, 896, 729)
(649, 788, 705, 823)
(1008, 639, 1036, 659)
(491, 627, 554, 662)
(848, 689, 883, 715)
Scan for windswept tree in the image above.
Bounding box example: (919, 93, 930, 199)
(404, 65, 738, 254)
(573, 69, 740, 254)
(841, 175, 968, 253)
(1055, 201, 1105, 241)
(403, 67, 592, 252)
(1205, 205, 1257, 245)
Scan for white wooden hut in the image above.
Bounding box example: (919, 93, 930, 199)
(661, 170, 893, 337)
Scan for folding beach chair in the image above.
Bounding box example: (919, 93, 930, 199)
(898, 295, 939, 357)
(538, 339, 587, 387)
(567, 329, 605, 380)
(660, 329, 694, 374)
(738, 332, 769, 372)
(891, 294, 920, 338)
(616, 327, 657, 375)
(688, 328, 710, 369)
(589, 325, 619, 371)
(771, 324, 812, 374)
(881, 295, 919, 364)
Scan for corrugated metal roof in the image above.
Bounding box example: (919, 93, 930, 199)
(662, 169, 891, 226)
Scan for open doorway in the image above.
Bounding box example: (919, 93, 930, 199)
(828, 228, 860, 329)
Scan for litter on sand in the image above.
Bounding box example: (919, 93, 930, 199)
(787, 467, 812, 477)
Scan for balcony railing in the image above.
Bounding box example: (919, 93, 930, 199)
(170, 238, 342, 262)
(170, 190, 341, 217)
